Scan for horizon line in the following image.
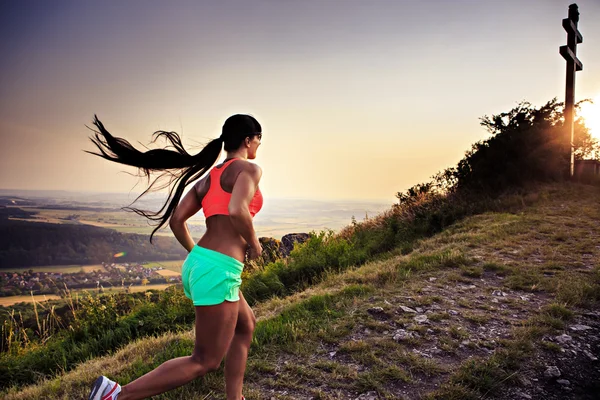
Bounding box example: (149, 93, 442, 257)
(0, 188, 396, 204)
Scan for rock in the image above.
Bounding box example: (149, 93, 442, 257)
(555, 334, 572, 344)
(582, 311, 600, 319)
(355, 391, 378, 400)
(544, 366, 561, 379)
(428, 277, 437, 282)
(399, 305, 417, 313)
(492, 290, 507, 296)
(583, 350, 598, 361)
(329, 351, 336, 358)
(392, 329, 413, 342)
(557, 379, 571, 386)
(414, 315, 429, 324)
(448, 309, 459, 316)
(280, 233, 310, 256)
(415, 307, 424, 313)
(569, 324, 592, 332)
(491, 298, 499, 303)
(258, 237, 283, 262)
(515, 392, 532, 399)
(367, 307, 384, 315)
(412, 349, 432, 358)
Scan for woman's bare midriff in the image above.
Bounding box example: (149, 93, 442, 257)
(196, 215, 248, 262)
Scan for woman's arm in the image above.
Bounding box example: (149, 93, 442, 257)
(229, 163, 262, 258)
(169, 182, 204, 252)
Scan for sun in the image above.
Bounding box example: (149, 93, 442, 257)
(579, 94, 600, 140)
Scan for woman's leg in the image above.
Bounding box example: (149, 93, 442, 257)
(117, 300, 240, 400)
(224, 292, 256, 400)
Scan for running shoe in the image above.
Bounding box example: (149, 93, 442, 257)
(88, 376, 121, 400)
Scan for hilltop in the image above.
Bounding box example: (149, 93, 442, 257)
(4, 182, 599, 400)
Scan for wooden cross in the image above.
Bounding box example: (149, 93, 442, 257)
(559, 3, 583, 177)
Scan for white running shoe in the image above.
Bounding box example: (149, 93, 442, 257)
(88, 376, 121, 400)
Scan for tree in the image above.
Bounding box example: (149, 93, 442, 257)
(434, 98, 597, 195)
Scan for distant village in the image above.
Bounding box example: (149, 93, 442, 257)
(0, 263, 182, 298)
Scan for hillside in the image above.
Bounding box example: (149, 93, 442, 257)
(3, 183, 600, 399)
(0, 217, 187, 267)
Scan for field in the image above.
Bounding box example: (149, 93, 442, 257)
(1, 264, 105, 274)
(157, 269, 181, 277)
(0, 294, 61, 307)
(143, 260, 183, 272)
(5, 197, 391, 239)
(0, 284, 177, 307)
(9, 207, 178, 236)
(91, 284, 175, 294)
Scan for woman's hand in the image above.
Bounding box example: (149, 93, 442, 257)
(247, 243, 263, 261)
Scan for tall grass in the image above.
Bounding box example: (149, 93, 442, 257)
(0, 286, 194, 389)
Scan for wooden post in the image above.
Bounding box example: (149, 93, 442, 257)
(559, 4, 583, 177)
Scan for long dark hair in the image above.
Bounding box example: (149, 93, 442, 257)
(86, 114, 262, 242)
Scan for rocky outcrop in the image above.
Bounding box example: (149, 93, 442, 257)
(258, 237, 283, 264)
(245, 233, 310, 269)
(280, 233, 310, 257)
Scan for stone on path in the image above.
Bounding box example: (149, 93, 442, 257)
(355, 391, 378, 400)
(555, 334, 572, 344)
(544, 366, 561, 379)
(399, 305, 417, 313)
(569, 324, 592, 332)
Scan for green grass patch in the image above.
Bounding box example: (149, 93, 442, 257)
(482, 262, 511, 276)
(464, 313, 491, 325)
(540, 341, 562, 353)
(460, 265, 483, 278)
(504, 270, 544, 292)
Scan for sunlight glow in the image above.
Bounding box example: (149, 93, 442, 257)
(579, 95, 600, 140)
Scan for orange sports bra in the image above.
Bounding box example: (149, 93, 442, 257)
(201, 158, 263, 218)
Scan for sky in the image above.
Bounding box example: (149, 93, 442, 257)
(1, 0, 599, 202)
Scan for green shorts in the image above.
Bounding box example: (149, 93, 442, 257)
(181, 245, 244, 306)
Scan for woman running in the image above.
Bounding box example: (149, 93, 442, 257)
(86, 114, 264, 400)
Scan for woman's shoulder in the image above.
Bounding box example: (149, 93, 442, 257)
(232, 159, 262, 176)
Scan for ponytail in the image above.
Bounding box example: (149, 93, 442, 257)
(86, 115, 222, 242)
